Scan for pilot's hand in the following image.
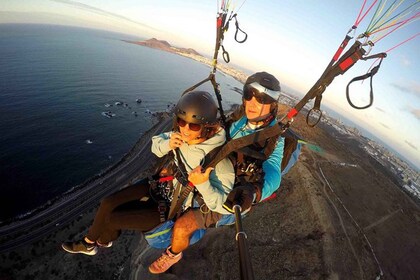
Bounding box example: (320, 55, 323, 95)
(169, 132, 183, 149)
(188, 166, 214, 185)
(223, 184, 255, 213)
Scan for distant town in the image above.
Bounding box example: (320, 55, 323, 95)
(126, 38, 420, 203)
(279, 93, 420, 202)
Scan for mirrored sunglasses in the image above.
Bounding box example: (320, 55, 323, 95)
(243, 82, 280, 104)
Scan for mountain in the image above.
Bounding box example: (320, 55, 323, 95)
(125, 38, 202, 56)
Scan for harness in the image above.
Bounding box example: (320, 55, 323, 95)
(150, 146, 223, 221)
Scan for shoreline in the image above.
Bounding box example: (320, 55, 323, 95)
(123, 38, 249, 84)
(0, 112, 170, 228)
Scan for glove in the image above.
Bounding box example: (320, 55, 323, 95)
(223, 184, 256, 213)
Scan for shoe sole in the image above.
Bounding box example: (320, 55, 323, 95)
(61, 244, 98, 256)
(97, 241, 112, 248)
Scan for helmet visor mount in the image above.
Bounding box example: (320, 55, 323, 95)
(243, 82, 281, 104)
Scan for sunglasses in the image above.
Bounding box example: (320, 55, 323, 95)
(177, 117, 203, 131)
(243, 82, 281, 104)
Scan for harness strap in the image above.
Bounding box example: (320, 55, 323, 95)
(167, 146, 223, 220)
(306, 95, 323, 127)
(289, 40, 367, 125)
(167, 149, 194, 219)
(233, 14, 248, 43)
(158, 200, 167, 223)
(206, 123, 285, 169)
(346, 55, 385, 109)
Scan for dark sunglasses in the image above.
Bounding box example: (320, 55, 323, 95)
(243, 82, 280, 104)
(177, 117, 203, 131)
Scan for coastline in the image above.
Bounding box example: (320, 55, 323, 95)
(123, 38, 249, 84)
(0, 113, 172, 250)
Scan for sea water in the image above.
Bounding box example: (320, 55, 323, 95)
(0, 24, 243, 221)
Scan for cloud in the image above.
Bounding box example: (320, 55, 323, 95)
(399, 55, 411, 67)
(390, 81, 420, 98)
(409, 108, 420, 120)
(379, 122, 390, 129)
(50, 0, 160, 32)
(375, 107, 386, 113)
(405, 140, 418, 151)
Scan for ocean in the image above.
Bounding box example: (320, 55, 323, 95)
(0, 24, 243, 222)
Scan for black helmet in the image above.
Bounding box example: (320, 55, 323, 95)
(175, 91, 218, 125)
(243, 71, 281, 103)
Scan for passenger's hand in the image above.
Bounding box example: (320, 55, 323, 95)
(223, 184, 255, 213)
(188, 166, 214, 185)
(169, 132, 183, 149)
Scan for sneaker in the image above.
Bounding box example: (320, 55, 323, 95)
(96, 241, 113, 248)
(149, 247, 183, 274)
(61, 239, 98, 256)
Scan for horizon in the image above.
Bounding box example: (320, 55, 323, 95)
(1, 0, 419, 169)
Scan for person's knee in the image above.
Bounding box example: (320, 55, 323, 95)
(100, 196, 115, 210)
(173, 211, 198, 236)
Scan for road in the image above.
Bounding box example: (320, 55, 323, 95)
(0, 117, 173, 253)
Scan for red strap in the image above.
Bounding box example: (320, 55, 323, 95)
(339, 57, 355, 71)
(158, 176, 174, 183)
(217, 16, 222, 28)
(333, 37, 351, 61)
(261, 193, 277, 203)
(159, 176, 194, 187)
(287, 108, 298, 119)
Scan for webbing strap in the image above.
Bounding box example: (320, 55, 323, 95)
(346, 55, 385, 109)
(167, 145, 224, 220)
(289, 40, 367, 124)
(167, 123, 284, 219)
(205, 123, 285, 169)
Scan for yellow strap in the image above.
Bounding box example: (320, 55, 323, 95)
(145, 228, 172, 239)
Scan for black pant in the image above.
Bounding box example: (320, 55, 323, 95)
(86, 179, 161, 243)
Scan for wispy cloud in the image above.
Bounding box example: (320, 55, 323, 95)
(379, 122, 390, 129)
(409, 108, 420, 120)
(390, 81, 420, 98)
(375, 107, 386, 113)
(405, 140, 418, 151)
(50, 0, 160, 32)
(399, 55, 411, 67)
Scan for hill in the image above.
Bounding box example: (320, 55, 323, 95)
(125, 38, 202, 56)
(124, 38, 249, 84)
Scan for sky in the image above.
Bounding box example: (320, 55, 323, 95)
(1, 0, 419, 169)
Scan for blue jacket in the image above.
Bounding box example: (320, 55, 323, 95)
(229, 116, 285, 201)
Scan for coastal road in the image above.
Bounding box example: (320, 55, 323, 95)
(0, 117, 173, 253)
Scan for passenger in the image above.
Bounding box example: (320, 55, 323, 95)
(148, 72, 284, 274)
(223, 71, 285, 213)
(61, 91, 234, 256)
(147, 91, 235, 273)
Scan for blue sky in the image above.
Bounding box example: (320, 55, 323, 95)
(1, 0, 419, 169)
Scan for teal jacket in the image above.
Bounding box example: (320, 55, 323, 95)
(229, 116, 285, 201)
